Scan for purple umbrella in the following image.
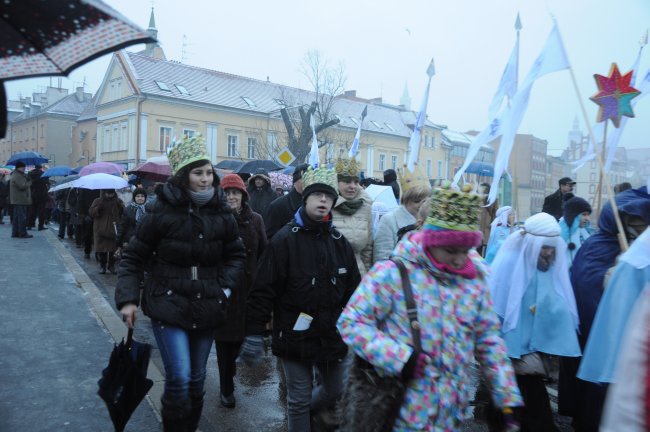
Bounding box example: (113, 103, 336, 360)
(79, 162, 123, 177)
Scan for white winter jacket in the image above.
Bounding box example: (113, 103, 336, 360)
(332, 190, 374, 274)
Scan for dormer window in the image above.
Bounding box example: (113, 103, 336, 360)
(349, 117, 359, 126)
(175, 84, 190, 95)
(155, 81, 171, 91)
(242, 96, 256, 107)
(371, 120, 383, 129)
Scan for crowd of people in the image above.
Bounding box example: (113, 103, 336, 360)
(3, 136, 649, 432)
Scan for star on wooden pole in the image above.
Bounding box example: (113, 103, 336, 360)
(590, 63, 641, 128)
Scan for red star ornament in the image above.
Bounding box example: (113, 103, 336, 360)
(590, 63, 641, 128)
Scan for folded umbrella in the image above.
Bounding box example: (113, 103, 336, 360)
(98, 328, 154, 432)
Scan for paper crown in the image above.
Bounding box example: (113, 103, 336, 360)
(166, 134, 210, 175)
(425, 182, 483, 232)
(397, 164, 430, 194)
(302, 165, 338, 196)
(334, 157, 361, 179)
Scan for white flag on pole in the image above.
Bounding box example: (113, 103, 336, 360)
(348, 106, 368, 158)
(488, 38, 519, 120)
(308, 114, 320, 167)
(487, 24, 570, 205)
(407, 58, 436, 172)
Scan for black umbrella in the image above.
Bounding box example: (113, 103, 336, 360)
(0, 0, 156, 138)
(214, 159, 245, 171)
(98, 328, 154, 432)
(234, 159, 283, 174)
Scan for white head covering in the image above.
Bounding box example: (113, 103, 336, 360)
(489, 212, 579, 332)
(491, 206, 513, 229)
(620, 227, 650, 269)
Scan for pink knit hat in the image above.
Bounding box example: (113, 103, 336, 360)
(220, 174, 248, 197)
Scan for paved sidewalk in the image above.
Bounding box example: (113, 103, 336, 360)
(0, 223, 161, 431)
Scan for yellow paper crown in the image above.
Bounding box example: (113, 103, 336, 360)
(397, 164, 430, 194)
(425, 183, 483, 231)
(302, 165, 338, 192)
(167, 134, 210, 175)
(334, 157, 361, 179)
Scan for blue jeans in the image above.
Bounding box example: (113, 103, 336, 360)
(151, 322, 214, 408)
(11, 204, 28, 237)
(282, 358, 345, 432)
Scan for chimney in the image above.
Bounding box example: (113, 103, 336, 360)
(344, 90, 356, 98)
(76, 87, 84, 102)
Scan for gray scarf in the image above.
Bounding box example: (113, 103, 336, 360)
(188, 188, 214, 207)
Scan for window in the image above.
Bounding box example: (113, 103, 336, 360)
(438, 160, 443, 178)
(175, 84, 190, 95)
(155, 80, 171, 91)
(384, 122, 395, 131)
(349, 117, 359, 126)
(159, 126, 172, 152)
(40, 124, 44, 138)
(424, 136, 429, 148)
(241, 96, 256, 107)
(590, 160, 597, 169)
(274, 98, 286, 107)
(112, 124, 119, 151)
(247, 137, 258, 159)
(370, 120, 383, 129)
(379, 154, 386, 171)
(121, 122, 128, 150)
(228, 135, 239, 157)
(267, 132, 279, 155)
(589, 184, 596, 194)
(103, 126, 111, 152)
(183, 129, 196, 139)
(430, 135, 436, 149)
(391, 155, 397, 170)
(590, 172, 596, 182)
(325, 143, 334, 164)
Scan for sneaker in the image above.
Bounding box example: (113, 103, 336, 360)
(220, 393, 236, 408)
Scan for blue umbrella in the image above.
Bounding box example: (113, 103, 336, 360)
(282, 166, 296, 175)
(7, 151, 49, 166)
(42, 165, 72, 178)
(466, 161, 494, 177)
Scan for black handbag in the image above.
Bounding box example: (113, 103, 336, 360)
(339, 258, 422, 432)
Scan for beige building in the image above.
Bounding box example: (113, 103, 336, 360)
(0, 86, 92, 167)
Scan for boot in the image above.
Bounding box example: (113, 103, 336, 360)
(161, 399, 190, 432)
(187, 392, 205, 432)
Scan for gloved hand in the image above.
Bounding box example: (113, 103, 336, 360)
(238, 335, 265, 367)
(502, 407, 520, 432)
(402, 351, 429, 380)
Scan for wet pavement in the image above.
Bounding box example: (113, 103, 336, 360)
(8, 219, 573, 431)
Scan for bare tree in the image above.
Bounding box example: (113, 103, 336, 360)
(278, 50, 347, 164)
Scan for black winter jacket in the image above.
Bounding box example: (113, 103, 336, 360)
(116, 183, 246, 331)
(264, 187, 302, 239)
(542, 189, 564, 220)
(116, 202, 145, 246)
(246, 208, 361, 362)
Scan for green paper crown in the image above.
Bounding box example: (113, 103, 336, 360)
(425, 183, 483, 231)
(167, 134, 210, 175)
(302, 165, 338, 192)
(335, 157, 361, 179)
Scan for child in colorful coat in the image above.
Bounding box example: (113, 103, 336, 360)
(338, 183, 522, 431)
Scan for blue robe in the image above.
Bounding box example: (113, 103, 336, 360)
(485, 225, 511, 264)
(502, 269, 581, 359)
(577, 262, 650, 383)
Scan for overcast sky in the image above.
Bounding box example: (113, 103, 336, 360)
(5, 0, 650, 156)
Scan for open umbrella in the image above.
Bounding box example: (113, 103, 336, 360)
(0, 0, 155, 81)
(365, 184, 399, 210)
(128, 161, 171, 182)
(73, 173, 128, 190)
(98, 328, 154, 432)
(42, 165, 73, 178)
(214, 160, 245, 171)
(79, 162, 123, 177)
(6, 151, 48, 166)
(466, 161, 494, 177)
(48, 175, 80, 193)
(0, 167, 11, 175)
(234, 159, 283, 174)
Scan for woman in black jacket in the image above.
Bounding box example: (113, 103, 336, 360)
(116, 187, 147, 247)
(116, 136, 245, 432)
(214, 174, 267, 408)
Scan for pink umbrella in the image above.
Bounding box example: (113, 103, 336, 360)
(79, 162, 123, 177)
(128, 161, 172, 182)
